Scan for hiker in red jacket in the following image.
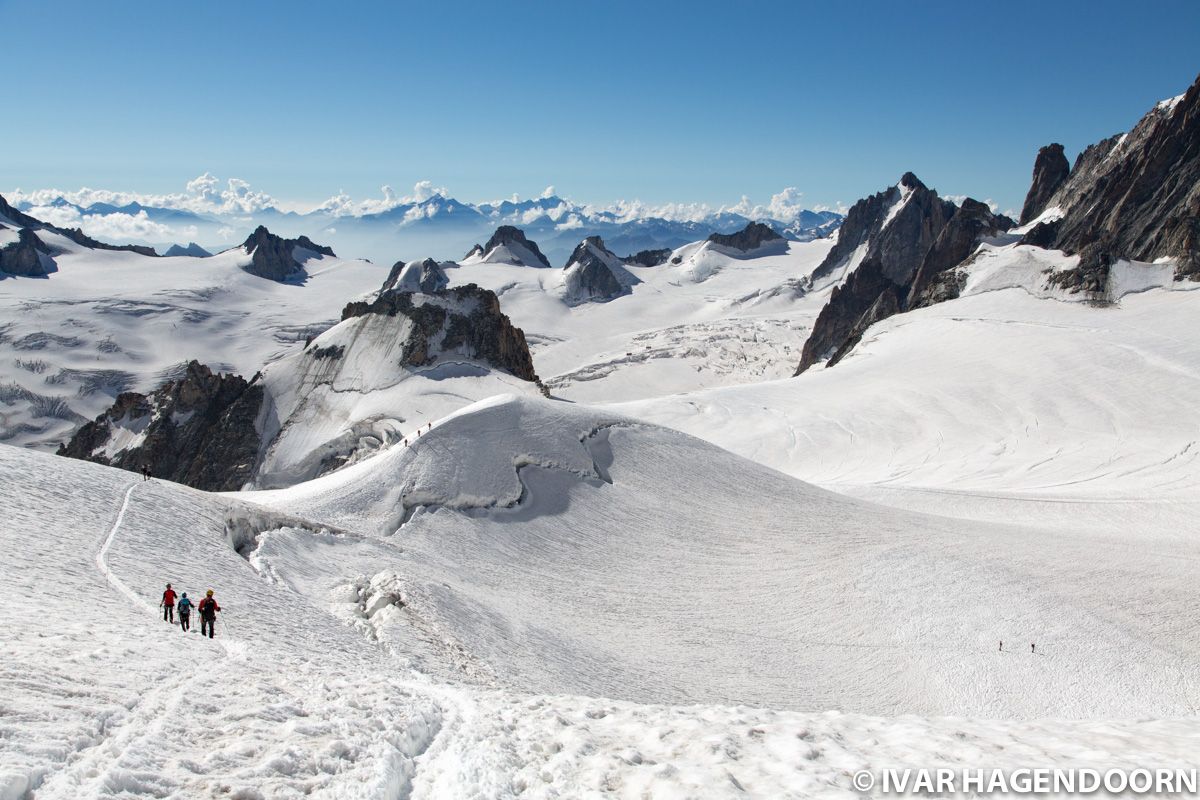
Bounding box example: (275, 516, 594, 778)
(198, 590, 221, 639)
(161, 584, 177, 623)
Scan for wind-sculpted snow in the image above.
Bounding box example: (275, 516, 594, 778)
(249, 394, 623, 533)
(6, 384, 1200, 795)
(240, 394, 1200, 720)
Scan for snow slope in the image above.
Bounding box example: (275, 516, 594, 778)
(233, 393, 1200, 721)
(7, 215, 1200, 797)
(6, 418, 1200, 798)
(622, 254, 1200, 498)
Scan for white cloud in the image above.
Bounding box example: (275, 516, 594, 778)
(6, 177, 845, 231)
(26, 204, 172, 241)
(220, 178, 276, 214)
(408, 180, 447, 203)
(186, 172, 220, 202)
(83, 211, 172, 241)
(555, 214, 584, 230)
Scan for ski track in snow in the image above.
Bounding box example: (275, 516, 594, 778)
(95, 481, 153, 613)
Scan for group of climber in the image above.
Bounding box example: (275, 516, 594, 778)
(160, 583, 221, 638)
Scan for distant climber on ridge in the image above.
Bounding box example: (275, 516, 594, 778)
(161, 583, 177, 623)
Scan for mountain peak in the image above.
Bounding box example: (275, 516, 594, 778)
(707, 221, 784, 252)
(240, 226, 335, 281)
(899, 172, 926, 191)
(480, 225, 552, 268)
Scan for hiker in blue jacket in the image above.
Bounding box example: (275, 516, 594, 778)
(177, 592, 194, 632)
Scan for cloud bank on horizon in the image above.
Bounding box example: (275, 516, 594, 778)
(2, 174, 854, 265)
(5, 174, 849, 227)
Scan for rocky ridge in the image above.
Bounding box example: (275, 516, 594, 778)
(240, 226, 336, 281)
(57, 361, 263, 491)
(561, 236, 639, 304)
(707, 221, 784, 252)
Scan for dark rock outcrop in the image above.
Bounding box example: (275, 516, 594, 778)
(1044, 239, 1114, 298)
(480, 225, 552, 268)
(381, 258, 450, 293)
(562, 236, 639, 304)
(58, 361, 264, 491)
(811, 173, 955, 287)
(622, 248, 672, 267)
(0, 227, 55, 277)
(241, 226, 335, 281)
(798, 258, 905, 373)
(796, 174, 961, 373)
(1022, 74, 1200, 279)
(163, 242, 212, 258)
(1019, 219, 1060, 249)
(464, 243, 485, 260)
(707, 221, 784, 252)
(1019, 143, 1071, 225)
(342, 284, 540, 384)
(908, 199, 1014, 308)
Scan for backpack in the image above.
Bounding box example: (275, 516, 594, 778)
(178, 598, 193, 613)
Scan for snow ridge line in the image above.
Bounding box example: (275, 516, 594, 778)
(95, 481, 153, 613)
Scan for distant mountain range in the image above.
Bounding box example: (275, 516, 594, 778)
(8, 186, 843, 266)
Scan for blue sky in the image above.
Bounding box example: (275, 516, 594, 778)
(2, 0, 1197, 214)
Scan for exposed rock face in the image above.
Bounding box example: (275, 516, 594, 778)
(622, 248, 672, 267)
(0, 193, 158, 258)
(811, 173, 955, 288)
(797, 258, 904, 373)
(342, 284, 540, 384)
(163, 242, 212, 258)
(908, 199, 1014, 308)
(1019, 143, 1071, 224)
(381, 258, 450, 293)
(464, 243, 485, 260)
(0, 227, 55, 277)
(481, 225, 552, 268)
(1024, 74, 1200, 279)
(1019, 219, 1060, 248)
(562, 236, 639, 305)
(796, 174, 963, 373)
(810, 182, 899, 283)
(707, 221, 784, 251)
(241, 226, 336, 281)
(1044, 240, 1114, 298)
(58, 361, 264, 491)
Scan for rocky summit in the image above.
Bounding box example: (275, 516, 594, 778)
(1018, 143, 1071, 225)
(480, 225, 552, 268)
(707, 221, 784, 252)
(1020, 72, 1200, 280)
(58, 361, 263, 491)
(562, 236, 639, 305)
(240, 225, 336, 281)
(381, 257, 451, 293)
(342, 284, 540, 384)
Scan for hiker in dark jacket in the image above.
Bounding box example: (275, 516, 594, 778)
(198, 590, 221, 638)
